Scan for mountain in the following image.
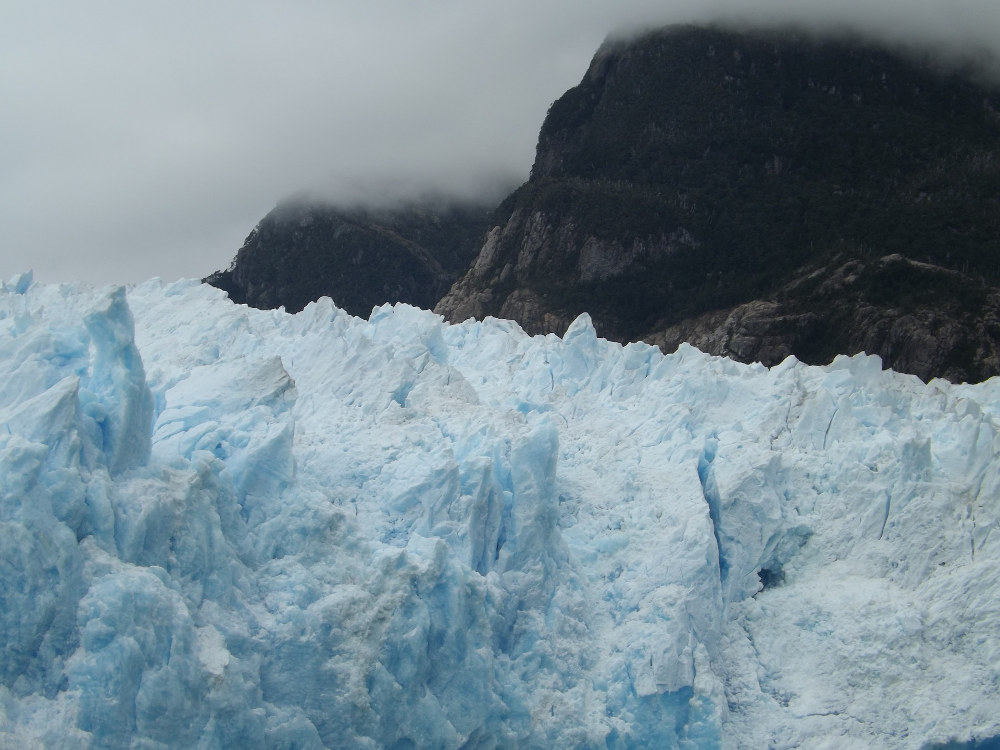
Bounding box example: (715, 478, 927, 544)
(206, 25, 1000, 382)
(435, 25, 1000, 382)
(2, 274, 999, 747)
(206, 198, 490, 316)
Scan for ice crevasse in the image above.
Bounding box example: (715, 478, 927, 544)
(0, 274, 998, 749)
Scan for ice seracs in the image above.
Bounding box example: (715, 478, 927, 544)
(1, 276, 998, 748)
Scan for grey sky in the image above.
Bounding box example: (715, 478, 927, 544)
(3, 0, 999, 286)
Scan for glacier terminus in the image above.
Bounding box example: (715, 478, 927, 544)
(0, 274, 998, 748)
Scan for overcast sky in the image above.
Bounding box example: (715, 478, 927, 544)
(3, 0, 1000, 286)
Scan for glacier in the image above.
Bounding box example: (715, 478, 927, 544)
(0, 273, 998, 749)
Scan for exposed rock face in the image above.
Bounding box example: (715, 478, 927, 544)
(435, 24, 1000, 382)
(207, 199, 489, 316)
(648, 255, 1000, 382)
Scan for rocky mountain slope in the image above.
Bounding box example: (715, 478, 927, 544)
(209, 25, 1000, 382)
(206, 199, 489, 316)
(435, 25, 1000, 382)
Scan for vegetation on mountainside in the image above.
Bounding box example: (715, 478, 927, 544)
(211, 24, 1000, 381)
(465, 25, 1000, 380)
(207, 200, 490, 316)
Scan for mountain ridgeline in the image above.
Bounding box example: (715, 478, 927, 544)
(209, 25, 1000, 382)
(206, 200, 490, 316)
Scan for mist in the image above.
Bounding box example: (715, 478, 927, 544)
(3, 0, 999, 285)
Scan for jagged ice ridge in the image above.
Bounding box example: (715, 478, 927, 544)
(0, 274, 998, 748)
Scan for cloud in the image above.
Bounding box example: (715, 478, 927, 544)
(2, 0, 999, 285)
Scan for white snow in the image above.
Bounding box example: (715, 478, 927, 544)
(0, 273, 998, 749)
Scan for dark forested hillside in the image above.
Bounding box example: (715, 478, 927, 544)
(209, 25, 1000, 382)
(206, 199, 490, 316)
(436, 25, 1000, 382)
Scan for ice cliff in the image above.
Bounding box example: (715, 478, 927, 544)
(1, 274, 998, 749)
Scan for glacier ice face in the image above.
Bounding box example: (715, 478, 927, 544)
(1, 276, 999, 749)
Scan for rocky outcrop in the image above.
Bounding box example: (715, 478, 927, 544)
(207, 198, 489, 316)
(435, 24, 1000, 382)
(648, 255, 1000, 382)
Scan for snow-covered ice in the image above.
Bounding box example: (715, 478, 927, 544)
(0, 274, 998, 748)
